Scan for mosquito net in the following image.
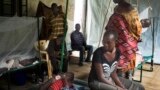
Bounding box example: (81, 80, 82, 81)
(0, 16, 42, 68)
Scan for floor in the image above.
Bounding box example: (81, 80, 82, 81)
(133, 64, 160, 90)
(0, 57, 160, 90)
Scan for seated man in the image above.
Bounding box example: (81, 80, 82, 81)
(70, 23, 93, 66)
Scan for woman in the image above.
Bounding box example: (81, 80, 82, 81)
(88, 30, 144, 90)
(106, 0, 143, 74)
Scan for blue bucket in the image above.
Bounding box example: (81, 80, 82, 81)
(11, 71, 27, 86)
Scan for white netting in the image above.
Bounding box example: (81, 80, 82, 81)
(0, 16, 42, 68)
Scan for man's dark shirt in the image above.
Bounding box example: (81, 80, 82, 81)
(70, 30, 86, 49)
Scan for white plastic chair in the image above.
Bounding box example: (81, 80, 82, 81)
(34, 40, 53, 79)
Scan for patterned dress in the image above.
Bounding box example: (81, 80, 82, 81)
(106, 7, 142, 72)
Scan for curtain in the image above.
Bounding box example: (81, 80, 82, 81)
(86, 0, 115, 50)
(138, 0, 160, 64)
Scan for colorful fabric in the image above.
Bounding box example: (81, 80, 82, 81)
(114, 6, 142, 40)
(50, 79, 65, 90)
(49, 15, 64, 39)
(106, 13, 138, 72)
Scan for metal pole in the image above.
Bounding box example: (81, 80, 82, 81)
(60, 0, 69, 72)
(151, 17, 154, 71)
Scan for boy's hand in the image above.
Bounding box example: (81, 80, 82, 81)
(55, 75, 61, 80)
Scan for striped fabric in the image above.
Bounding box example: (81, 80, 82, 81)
(120, 8, 142, 41)
(50, 79, 65, 90)
(49, 14, 64, 39)
(113, 6, 142, 41)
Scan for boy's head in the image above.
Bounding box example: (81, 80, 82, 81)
(75, 23, 81, 31)
(102, 30, 118, 52)
(51, 3, 59, 15)
(64, 72, 74, 83)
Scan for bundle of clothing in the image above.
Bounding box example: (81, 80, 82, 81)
(39, 72, 86, 90)
(0, 57, 38, 76)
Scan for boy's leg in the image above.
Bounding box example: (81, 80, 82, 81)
(78, 46, 84, 66)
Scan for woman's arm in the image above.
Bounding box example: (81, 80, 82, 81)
(94, 62, 114, 85)
(111, 65, 126, 89)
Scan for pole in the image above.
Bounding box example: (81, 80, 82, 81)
(151, 17, 154, 71)
(60, 0, 69, 72)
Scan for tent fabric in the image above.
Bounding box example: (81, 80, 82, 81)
(138, 0, 160, 64)
(86, 0, 160, 64)
(0, 16, 42, 67)
(86, 0, 115, 50)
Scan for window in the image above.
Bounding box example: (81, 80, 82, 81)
(0, 0, 28, 16)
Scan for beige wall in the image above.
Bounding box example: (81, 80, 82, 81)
(28, 0, 75, 48)
(28, 0, 75, 19)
